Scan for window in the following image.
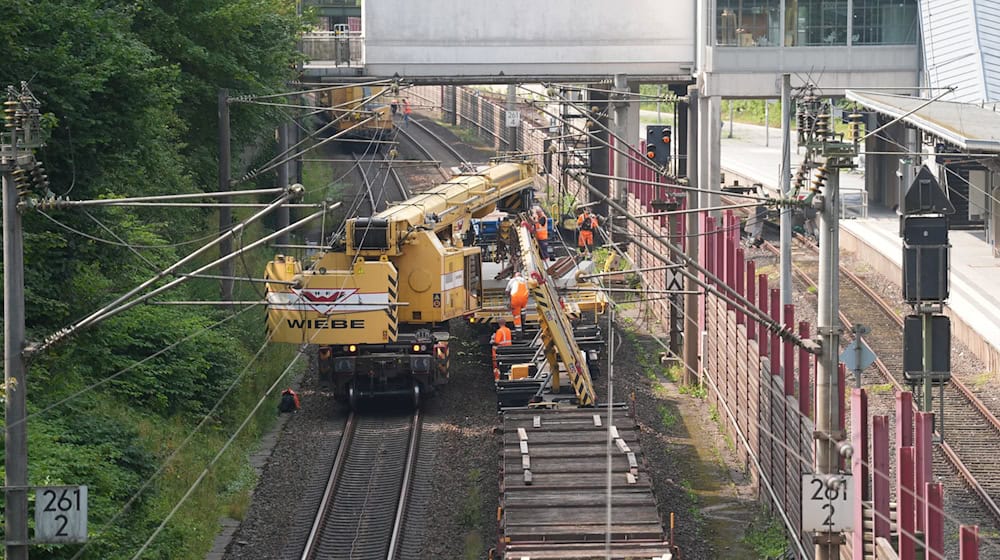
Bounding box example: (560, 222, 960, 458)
(716, 0, 781, 47)
(852, 0, 917, 44)
(786, 0, 848, 46)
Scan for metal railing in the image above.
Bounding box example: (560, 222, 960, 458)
(841, 188, 869, 219)
(300, 32, 364, 67)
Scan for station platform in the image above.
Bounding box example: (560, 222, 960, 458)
(717, 121, 1000, 372)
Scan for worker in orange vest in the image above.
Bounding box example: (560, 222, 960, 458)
(402, 98, 412, 128)
(505, 271, 529, 334)
(577, 207, 598, 256)
(491, 319, 513, 380)
(533, 207, 551, 261)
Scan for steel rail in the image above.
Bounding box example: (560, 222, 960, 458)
(762, 236, 1000, 526)
(386, 411, 422, 560)
(407, 117, 469, 167)
(395, 127, 449, 180)
(301, 412, 357, 560)
(352, 152, 377, 215)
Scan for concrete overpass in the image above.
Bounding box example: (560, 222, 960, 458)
(299, 0, 922, 218)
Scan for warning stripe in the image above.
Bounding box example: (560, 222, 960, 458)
(385, 270, 398, 338)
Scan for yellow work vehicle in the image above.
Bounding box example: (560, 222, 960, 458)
(318, 85, 393, 141)
(265, 159, 537, 407)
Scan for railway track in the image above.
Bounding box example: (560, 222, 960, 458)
(764, 236, 1000, 528)
(299, 411, 422, 560)
(351, 152, 409, 215)
(396, 116, 470, 180)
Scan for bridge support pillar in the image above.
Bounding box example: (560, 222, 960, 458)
(588, 86, 610, 219)
(698, 90, 722, 214)
(443, 86, 457, 125)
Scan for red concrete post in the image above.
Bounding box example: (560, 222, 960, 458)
(745, 261, 756, 340)
(850, 388, 869, 560)
(898, 446, 916, 560)
(925, 482, 944, 559)
(915, 412, 934, 532)
(798, 321, 810, 418)
(783, 304, 794, 396)
(960, 525, 979, 560)
(872, 415, 890, 540)
(735, 247, 745, 326)
(758, 275, 769, 357)
(896, 391, 913, 448)
(769, 289, 780, 375)
(716, 215, 725, 283)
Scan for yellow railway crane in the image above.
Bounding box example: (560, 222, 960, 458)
(514, 222, 600, 406)
(265, 159, 537, 407)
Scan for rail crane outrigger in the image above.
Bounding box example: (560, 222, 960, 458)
(265, 159, 537, 407)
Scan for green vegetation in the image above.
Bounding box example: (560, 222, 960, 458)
(679, 383, 708, 399)
(0, 1, 307, 558)
(972, 371, 998, 389)
(459, 468, 485, 560)
(742, 512, 789, 559)
(806, 285, 818, 294)
(721, 100, 786, 128)
(658, 405, 679, 431)
(867, 383, 895, 394)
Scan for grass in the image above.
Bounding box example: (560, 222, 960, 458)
(679, 383, 708, 399)
(658, 404, 679, 431)
(972, 371, 998, 389)
(459, 467, 485, 559)
(867, 383, 894, 394)
(742, 511, 789, 559)
(806, 285, 817, 295)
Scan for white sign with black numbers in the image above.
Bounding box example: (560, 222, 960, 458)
(35, 485, 87, 543)
(801, 474, 853, 532)
(505, 111, 520, 128)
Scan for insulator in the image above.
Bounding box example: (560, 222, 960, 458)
(811, 166, 829, 191)
(848, 113, 863, 142)
(814, 114, 830, 139)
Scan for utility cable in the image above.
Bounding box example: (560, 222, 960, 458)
(129, 343, 309, 560)
(69, 319, 282, 559)
(16, 304, 257, 430)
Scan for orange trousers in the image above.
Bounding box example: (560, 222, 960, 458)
(510, 292, 528, 327)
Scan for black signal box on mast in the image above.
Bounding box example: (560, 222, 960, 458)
(645, 125, 672, 167)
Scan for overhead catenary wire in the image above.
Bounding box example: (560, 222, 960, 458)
(68, 313, 284, 559)
(574, 175, 815, 352)
(32, 198, 334, 355)
(129, 343, 309, 560)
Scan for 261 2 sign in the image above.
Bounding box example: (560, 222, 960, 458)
(801, 474, 853, 532)
(35, 485, 88, 543)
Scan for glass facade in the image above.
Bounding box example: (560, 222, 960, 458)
(715, 0, 917, 47)
(853, 0, 918, 44)
(716, 0, 782, 47)
(789, 0, 848, 45)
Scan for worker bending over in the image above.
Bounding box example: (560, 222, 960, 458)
(490, 318, 513, 380)
(505, 271, 529, 335)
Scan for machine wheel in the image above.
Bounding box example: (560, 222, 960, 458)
(348, 385, 358, 410)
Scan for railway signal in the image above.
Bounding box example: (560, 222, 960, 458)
(645, 124, 672, 167)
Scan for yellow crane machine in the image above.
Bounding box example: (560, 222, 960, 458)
(265, 159, 537, 407)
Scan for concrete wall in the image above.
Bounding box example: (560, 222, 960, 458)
(703, 45, 920, 97)
(363, 0, 695, 78)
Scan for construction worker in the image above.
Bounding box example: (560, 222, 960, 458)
(533, 207, 552, 261)
(577, 207, 598, 256)
(402, 98, 412, 127)
(491, 319, 513, 381)
(278, 388, 300, 413)
(505, 271, 529, 334)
